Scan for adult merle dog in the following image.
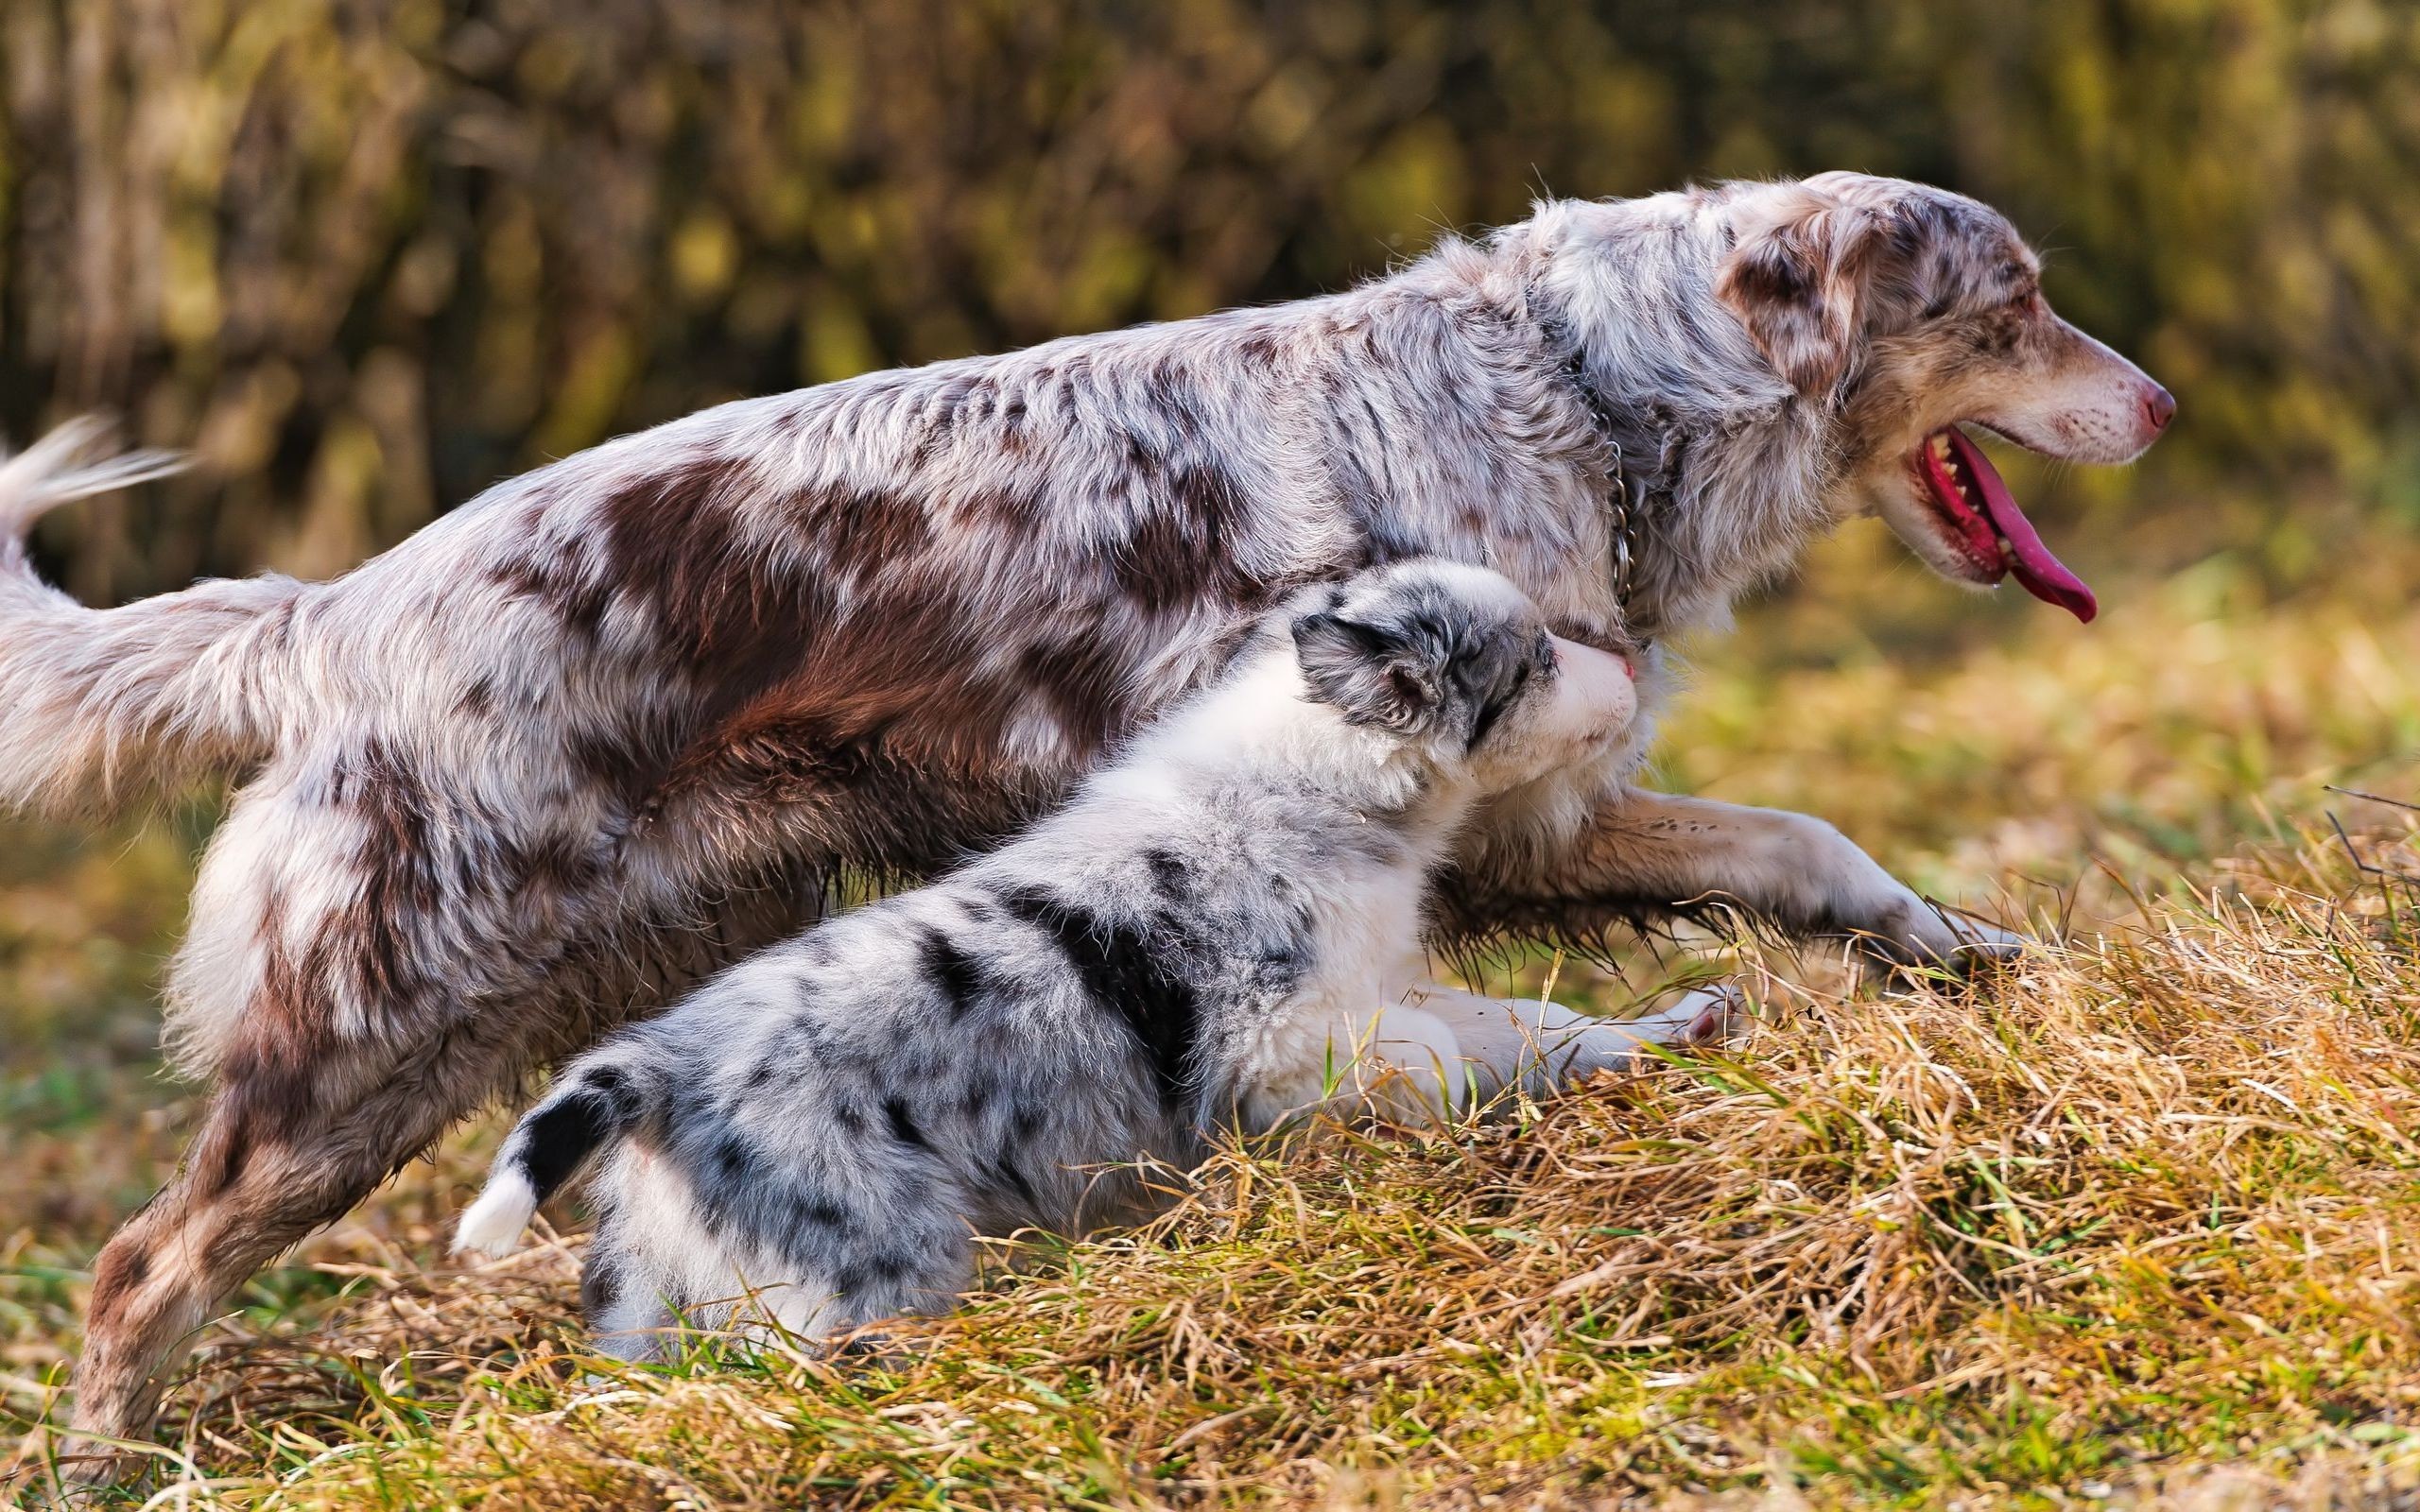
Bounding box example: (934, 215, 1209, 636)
(0, 171, 2169, 1467)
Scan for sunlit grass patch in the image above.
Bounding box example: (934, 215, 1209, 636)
(7, 816, 2414, 1508)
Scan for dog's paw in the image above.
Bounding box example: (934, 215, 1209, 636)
(1854, 895, 2028, 983)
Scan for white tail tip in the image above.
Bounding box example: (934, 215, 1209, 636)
(0, 417, 188, 528)
(455, 1168, 539, 1258)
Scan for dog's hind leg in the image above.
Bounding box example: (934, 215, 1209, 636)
(60, 761, 821, 1482)
(59, 779, 585, 1483)
(582, 1138, 985, 1364)
(60, 1021, 516, 1485)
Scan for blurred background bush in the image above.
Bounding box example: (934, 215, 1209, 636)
(4, 0, 2416, 602)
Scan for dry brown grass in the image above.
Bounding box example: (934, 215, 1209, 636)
(8, 548, 2420, 1508)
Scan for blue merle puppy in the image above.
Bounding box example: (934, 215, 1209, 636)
(457, 558, 1734, 1354)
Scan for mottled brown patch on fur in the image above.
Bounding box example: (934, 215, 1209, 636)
(82, 1242, 150, 1333)
(903, 370, 1013, 469)
(523, 454, 921, 828)
(994, 391, 1031, 455)
(245, 890, 309, 1040)
(488, 492, 614, 644)
(189, 1044, 320, 1196)
(952, 481, 1045, 534)
(633, 566, 1030, 865)
(783, 483, 936, 585)
(590, 455, 801, 677)
(323, 741, 452, 1030)
(505, 828, 611, 900)
(1016, 607, 1138, 758)
(1233, 328, 1288, 367)
(1115, 462, 1265, 615)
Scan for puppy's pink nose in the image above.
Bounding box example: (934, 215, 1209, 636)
(2141, 384, 2176, 435)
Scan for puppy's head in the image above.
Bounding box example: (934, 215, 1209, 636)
(1713, 172, 2174, 623)
(1289, 559, 1634, 794)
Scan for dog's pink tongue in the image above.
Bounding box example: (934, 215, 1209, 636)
(1947, 430, 2098, 624)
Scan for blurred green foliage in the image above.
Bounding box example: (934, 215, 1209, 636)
(1, 0, 2415, 600)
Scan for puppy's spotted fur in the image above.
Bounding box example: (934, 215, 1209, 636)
(457, 560, 1727, 1352)
(0, 173, 2170, 1468)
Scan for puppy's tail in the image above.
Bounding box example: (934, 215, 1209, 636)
(458, 1060, 649, 1258)
(0, 418, 309, 819)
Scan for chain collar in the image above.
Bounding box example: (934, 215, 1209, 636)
(1601, 435, 1645, 617)
(1532, 300, 1659, 637)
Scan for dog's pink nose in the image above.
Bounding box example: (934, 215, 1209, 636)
(2141, 384, 2176, 435)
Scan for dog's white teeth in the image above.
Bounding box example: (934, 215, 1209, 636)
(1997, 535, 2017, 564)
(1931, 434, 1953, 461)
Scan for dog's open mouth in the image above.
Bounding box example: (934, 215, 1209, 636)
(1915, 426, 2098, 623)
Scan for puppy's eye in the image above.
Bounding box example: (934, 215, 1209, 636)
(1536, 635, 1559, 676)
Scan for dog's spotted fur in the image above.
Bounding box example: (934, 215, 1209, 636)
(0, 174, 2169, 1469)
(456, 560, 1730, 1353)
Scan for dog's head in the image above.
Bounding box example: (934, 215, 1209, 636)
(1289, 559, 1635, 793)
(1713, 172, 2172, 622)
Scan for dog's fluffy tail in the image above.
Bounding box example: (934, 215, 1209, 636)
(458, 1060, 648, 1258)
(0, 419, 305, 818)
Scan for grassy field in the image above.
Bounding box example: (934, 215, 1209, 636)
(6, 529, 2420, 1508)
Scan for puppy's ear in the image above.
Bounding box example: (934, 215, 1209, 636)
(1291, 610, 1441, 735)
(1714, 184, 1884, 399)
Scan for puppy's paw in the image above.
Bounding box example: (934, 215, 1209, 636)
(1618, 983, 1746, 1057)
(1674, 982, 1746, 1046)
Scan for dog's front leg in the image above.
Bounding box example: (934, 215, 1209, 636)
(1278, 984, 1736, 1127)
(1449, 790, 2021, 972)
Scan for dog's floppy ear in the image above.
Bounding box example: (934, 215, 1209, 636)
(1292, 608, 1443, 736)
(1714, 183, 1885, 399)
